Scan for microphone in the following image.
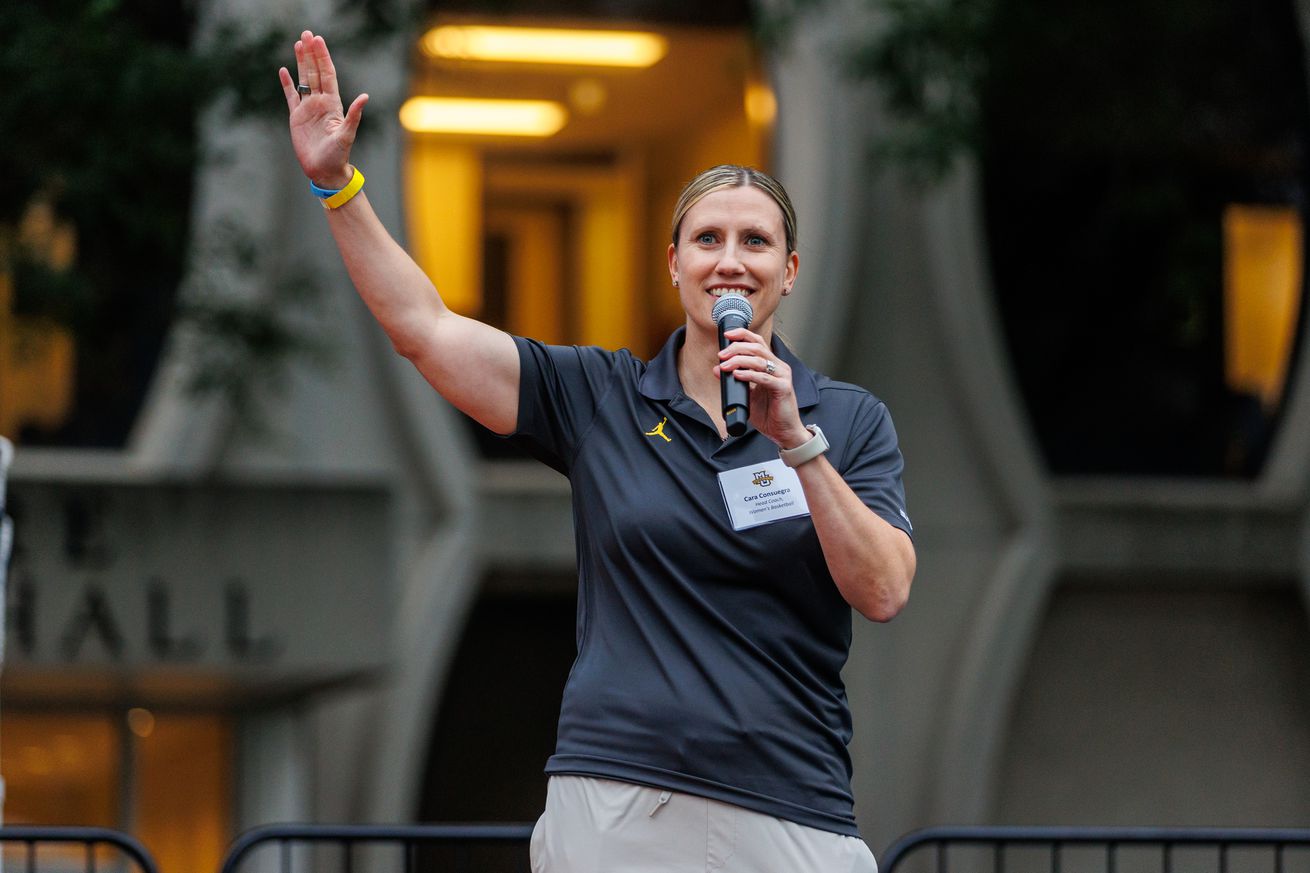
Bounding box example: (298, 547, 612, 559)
(712, 293, 754, 437)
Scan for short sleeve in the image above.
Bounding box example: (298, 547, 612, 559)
(509, 336, 626, 475)
(838, 396, 913, 538)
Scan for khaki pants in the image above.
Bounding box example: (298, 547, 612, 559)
(531, 775, 879, 873)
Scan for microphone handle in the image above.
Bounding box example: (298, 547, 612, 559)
(718, 315, 750, 437)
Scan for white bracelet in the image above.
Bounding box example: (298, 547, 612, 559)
(779, 424, 829, 468)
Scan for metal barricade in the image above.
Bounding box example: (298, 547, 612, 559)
(219, 824, 534, 873)
(882, 826, 1310, 873)
(0, 826, 159, 873)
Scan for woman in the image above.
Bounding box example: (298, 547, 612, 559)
(280, 30, 915, 873)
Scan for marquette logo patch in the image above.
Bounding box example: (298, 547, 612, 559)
(751, 470, 775, 487)
(644, 417, 672, 443)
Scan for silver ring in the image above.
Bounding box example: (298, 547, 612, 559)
(765, 360, 777, 376)
(297, 83, 312, 96)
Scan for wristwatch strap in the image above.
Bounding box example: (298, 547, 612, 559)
(779, 424, 829, 468)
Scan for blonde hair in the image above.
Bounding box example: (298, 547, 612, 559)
(670, 165, 798, 255)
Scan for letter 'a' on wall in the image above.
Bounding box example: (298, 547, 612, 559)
(979, 0, 1310, 477)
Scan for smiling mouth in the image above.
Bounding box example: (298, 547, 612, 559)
(708, 287, 753, 297)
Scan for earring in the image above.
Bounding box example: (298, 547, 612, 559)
(672, 279, 679, 287)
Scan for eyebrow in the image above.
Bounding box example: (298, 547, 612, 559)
(688, 223, 778, 242)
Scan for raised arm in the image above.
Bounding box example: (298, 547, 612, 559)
(279, 30, 520, 434)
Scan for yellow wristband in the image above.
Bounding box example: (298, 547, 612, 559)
(322, 167, 365, 209)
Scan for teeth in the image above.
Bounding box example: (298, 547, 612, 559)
(711, 288, 749, 297)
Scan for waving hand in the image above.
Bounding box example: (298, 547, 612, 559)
(278, 31, 369, 189)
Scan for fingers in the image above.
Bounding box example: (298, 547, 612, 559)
(717, 329, 787, 384)
(299, 31, 321, 92)
(294, 37, 308, 92)
(291, 31, 353, 109)
(718, 329, 772, 369)
(278, 66, 298, 112)
(723, 357, 785, 382)
(312, 34, 340, 96)
(295, 32, 336, 96)
(719, 349, 788, 383)
(722, 326, 763, 344)
(344, 92, 370, 135)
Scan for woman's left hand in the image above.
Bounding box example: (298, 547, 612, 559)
(717, 327, 811, 449)
(719, 328, 915, 622)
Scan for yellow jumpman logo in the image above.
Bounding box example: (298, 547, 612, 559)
(644, 417, 672, 443)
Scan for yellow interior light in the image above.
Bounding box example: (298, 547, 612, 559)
(745, 82, 777, 127)
(1223, 204, 1304, 409)
(423, 25, 668, 68)
(400, 97, 568, 137)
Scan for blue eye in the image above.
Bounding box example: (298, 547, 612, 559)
(747, 235, 766, 246)
(697, 232, 717, 244)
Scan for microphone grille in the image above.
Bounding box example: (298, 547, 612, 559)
(711, 293, 754, 326)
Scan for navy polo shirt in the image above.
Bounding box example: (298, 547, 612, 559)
(510, 327, 911, 837)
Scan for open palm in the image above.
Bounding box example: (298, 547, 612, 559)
(278, 30, 369, 188)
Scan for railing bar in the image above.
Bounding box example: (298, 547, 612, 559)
(344, 838, 354, 873)
(15, 823, 1307, 873)
(871, 827, 1310, 873)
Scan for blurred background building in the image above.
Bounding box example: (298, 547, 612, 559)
(3, 0, 1310, 870)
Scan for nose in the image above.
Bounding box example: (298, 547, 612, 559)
(716, 244, 746, 274)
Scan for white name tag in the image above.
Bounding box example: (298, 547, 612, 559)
(717, 458, 811, 531)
